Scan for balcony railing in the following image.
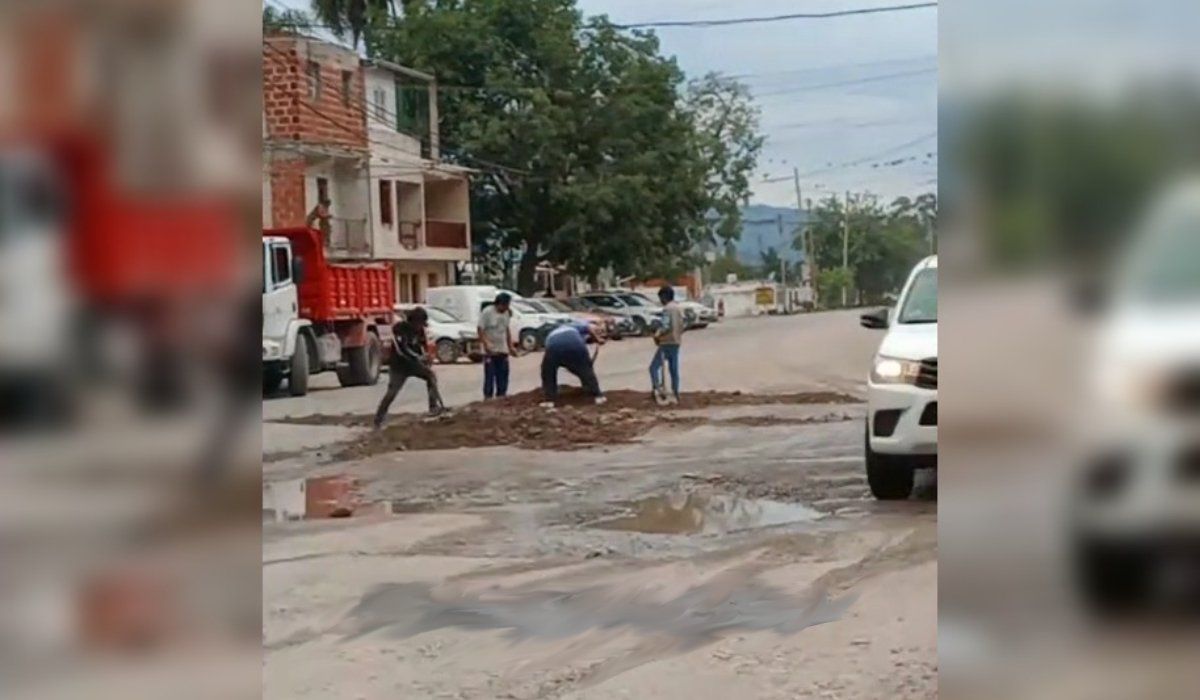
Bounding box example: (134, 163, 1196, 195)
(326, 217, 370, 256)
(425, 220, 468, 249)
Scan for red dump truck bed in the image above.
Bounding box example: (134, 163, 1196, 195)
(264, 227, 394, 323)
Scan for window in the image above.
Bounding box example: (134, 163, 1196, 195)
(587, 295, 621, 309)
(379, 180, 393, 226)
(271, 244, 291, 287)
(897, 268, 938, 324)
(373, 87, 388, 121)
(306, 60, 321, 101)
(427, 273, 438, 291)
(316, 177, 329, 205)
(410, 275, 420, 304)
(340, 70, 353, 107)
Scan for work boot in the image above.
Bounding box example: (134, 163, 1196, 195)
(539, 401, 556, 410)
(594, 396, 607, 406)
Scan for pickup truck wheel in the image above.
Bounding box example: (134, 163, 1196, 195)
(519, 329, 539, 352)
(1073, 536, 1151, 615)
(435, 338, 460, 364)
(288, 339, 310, 396)
(864, 421, 913, 500)
(342, 334, 382, 386)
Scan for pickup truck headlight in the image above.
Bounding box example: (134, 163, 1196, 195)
(871, 355, 922, 385)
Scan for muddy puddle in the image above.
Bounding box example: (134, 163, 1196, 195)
(263, 475, 391, 520)
(594, 493, 824, 535)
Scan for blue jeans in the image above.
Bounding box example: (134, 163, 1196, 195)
(541, 342, 601, 401)
(650, 344, 681, 397)
(483, 353, 510, 398)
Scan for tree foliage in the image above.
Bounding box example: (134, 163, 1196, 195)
(263, 5, 314, 35)
(310, 0, 396, 51)
(797, 192, 935, 307)
(369, 0, 761, 294)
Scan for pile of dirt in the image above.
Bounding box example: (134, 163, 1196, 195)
(321, 387, 859, 458)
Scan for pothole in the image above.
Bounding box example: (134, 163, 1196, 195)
(592, 492, 824, 535)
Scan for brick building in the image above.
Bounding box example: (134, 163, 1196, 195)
(262, 34, 472, 303)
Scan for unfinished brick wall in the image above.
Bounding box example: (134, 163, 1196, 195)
(268, 152, 308, 227)
(263, 36, 367, 151)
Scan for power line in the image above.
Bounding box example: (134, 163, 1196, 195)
(752, 67, 936, 98)
(758, 131, 937, 183)
(611, 3, 938, 28)
(263, 2, 938, 34)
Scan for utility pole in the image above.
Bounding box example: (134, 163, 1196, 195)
(776, 214, 787, 312)
(842, 190, 850, 307)
(791, 166, 813, 306)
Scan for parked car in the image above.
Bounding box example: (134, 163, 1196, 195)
(678, 300, 717, 329)
(396, 304, 483, 364)
(510, 298, 571, 351)
(859, 255, 937, 500)
(526, 297, 622, 339)
(564, 296, 637, 338)
(425, 285, 559, 353)
(580, 291, 661, 336)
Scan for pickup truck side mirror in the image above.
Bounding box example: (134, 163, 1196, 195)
(860, 307, 889, 329)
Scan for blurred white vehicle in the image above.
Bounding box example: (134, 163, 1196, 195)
(860, 255, 938, 500)
(1071, 180, 1200, 612)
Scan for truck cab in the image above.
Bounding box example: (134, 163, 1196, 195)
(262, 236, 312, 395)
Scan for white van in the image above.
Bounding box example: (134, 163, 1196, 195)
(424, 285, 558, 352)
(424, 285, 500, 328)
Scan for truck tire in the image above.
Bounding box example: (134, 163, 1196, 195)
(519, 329, 539, 352)
(1073, 536, 1151, 615)
(288, 338, 310, 396)
(864, 421, 913, 500)
(340, 333, 382, 387)
(435, 338, 460, 364)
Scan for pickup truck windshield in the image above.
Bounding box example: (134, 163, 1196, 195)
(898, 268, 937, 324)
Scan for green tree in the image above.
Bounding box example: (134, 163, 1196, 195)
(685, 73, 766, 244)
(370, 0, 761, 294)
(797, 192, 934, 307)
(310, 0, 396, 50)
(759, 246, 782, 279)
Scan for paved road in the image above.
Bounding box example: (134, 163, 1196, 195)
(262, 308, 937, 699)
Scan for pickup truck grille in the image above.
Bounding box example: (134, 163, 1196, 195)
(915, 358, 937, 389)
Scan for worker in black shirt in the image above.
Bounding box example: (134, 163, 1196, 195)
(373, 306, 447, 429)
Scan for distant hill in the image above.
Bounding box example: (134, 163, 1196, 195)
(734, 204, 809, 266)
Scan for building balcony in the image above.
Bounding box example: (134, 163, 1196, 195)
(327, 217, 370, 257)
(425, 220, 468, 249)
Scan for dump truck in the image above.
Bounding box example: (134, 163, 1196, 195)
(262, 227, 395, 396)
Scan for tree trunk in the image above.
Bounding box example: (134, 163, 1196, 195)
(516, 248, 540, 296)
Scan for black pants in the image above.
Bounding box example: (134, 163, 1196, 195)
(374, 360, 444, 427)
(541, 343, 601, 401)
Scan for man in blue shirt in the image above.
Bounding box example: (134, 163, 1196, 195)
(539, 321, 607, 407)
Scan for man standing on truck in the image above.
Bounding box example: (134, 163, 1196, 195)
(540, 321, 606, 408)
(478, 292, 517, 399)
(306, 197, 333, 247)
(374, 307, 446, 428)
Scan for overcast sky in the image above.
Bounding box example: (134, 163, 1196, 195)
(273, 0, 937, 207)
